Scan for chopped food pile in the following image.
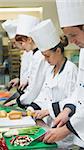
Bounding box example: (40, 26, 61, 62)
(10, 135, 33, 146)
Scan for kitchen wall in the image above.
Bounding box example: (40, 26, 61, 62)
(0, 0, 60, 29)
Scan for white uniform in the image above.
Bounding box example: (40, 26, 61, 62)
(20, 51, 33, 84)
(68, 48, 84, 146)
(58, 49, 84, 147)
(20, 50, 50, 104)
(33, 59, 78, 149)
(33, 59, 78, 118)
(55, 0, 84, 147)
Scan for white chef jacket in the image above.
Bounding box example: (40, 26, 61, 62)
(20, 50, 33, 83)
(33, 59, 78, 119)
(20, 50, 50, 104)
(66, 48, 84, 146)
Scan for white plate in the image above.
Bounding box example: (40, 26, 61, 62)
(0, 116, 36, 128)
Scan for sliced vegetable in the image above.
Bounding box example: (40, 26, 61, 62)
(0, 136, 8, 150)
(10, 135, 33, 146)
(4, 126, 40, 137)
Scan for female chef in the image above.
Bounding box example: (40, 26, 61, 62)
(26, 19, 78, 149)
(15, 15, 50, 108)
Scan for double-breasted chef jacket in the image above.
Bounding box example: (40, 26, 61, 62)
(31, 58, 78, 119)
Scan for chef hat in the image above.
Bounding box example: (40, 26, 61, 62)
(56, 0, 84, 27)
(16, 14, 40, 37)
(30, 19, 60, 52)
(2, 19, 17, 39)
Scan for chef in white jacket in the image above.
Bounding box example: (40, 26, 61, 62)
(29, 19, 77, 115)
(14, 15, 40, 91)
(2, 19, 21, 87)
(26, 19, 78, 149)
(2, 18, 33, 92)
(43, 0, 84, 149)
(15, 15, 50, 108)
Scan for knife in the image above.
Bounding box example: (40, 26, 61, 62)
(28, 132, 47, 146)
(3, 88, 24, 105)
(3, 91, 20, 105)
(5, 84, 13, 91)
(28, 125, 57, 146)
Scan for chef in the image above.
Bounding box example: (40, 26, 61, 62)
(27, 19, 78, 149)
(15, 14, 40, 91)
(15, 15, 50, 108)
(29, 18, 77, 116)
(2, 18, 35, 93)
(43, 0, 84, 149)
(2, 19, 21, 88)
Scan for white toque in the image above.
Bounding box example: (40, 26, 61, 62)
(56, 0, 84, 27)
(16, 14, 40, 37)
(30, 19, 60, 52)
(2, 19, 17, 39)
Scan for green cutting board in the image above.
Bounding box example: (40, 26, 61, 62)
(0, 104, 24, 113)
(0, 106, 11, 113)
(4, 128, 58, 149)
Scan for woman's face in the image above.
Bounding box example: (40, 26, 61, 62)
(63, 26, 84, 48)
(10, 38, 22, 49)
(17, 37, 33, 52)
(42, 48, 60, 65)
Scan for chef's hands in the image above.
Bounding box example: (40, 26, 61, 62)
(43, 125, 71, 143)
(34, 109, 49, 119)
(8, 78, 20, 88)
(18, 81, 28, 91)
(42, 108, 71, 143)
(53, 108, 71, 127)
(8, 78, 28, 91)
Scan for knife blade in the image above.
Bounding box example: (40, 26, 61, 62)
(3, 91, 20, 105)
(28, 132, 47, 146)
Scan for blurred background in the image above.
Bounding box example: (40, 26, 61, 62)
(0, 0, 79, 85)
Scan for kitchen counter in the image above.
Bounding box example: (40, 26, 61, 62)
(0, 87, 79, 150)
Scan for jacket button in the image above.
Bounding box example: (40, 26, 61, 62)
(78, 101, 82, 104)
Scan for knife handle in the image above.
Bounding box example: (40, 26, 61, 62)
(6, 83, 13, 91)
(52, 125, 57, 128)
(17, 89, 24, 95)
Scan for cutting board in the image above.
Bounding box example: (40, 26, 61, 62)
(5, 128, 58, 149)
(0, 106, 11, 113)
(0, 116, 36, 128)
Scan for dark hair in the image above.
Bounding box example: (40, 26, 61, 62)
(60, 35, 68, 47)
(50, 35, 68, 53)
(74, 25, 84, 30)
(50, 42, 64, 53)
(62, 25, 84, 31)
(15, 34, 28, 42)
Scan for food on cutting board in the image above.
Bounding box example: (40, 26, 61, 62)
(4, 126, 40, 137)
(0, 128, 9, 133)
(10, 135, 33, 147)
(27, 110, 35, 117)
(0, 91, 10, 98)
(0, 110, 22, 119)
(26, 106, 35, 117)
(8, 110, 22, 120)
(0, 110, 7, 118)
(0, 133, 8, 150)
